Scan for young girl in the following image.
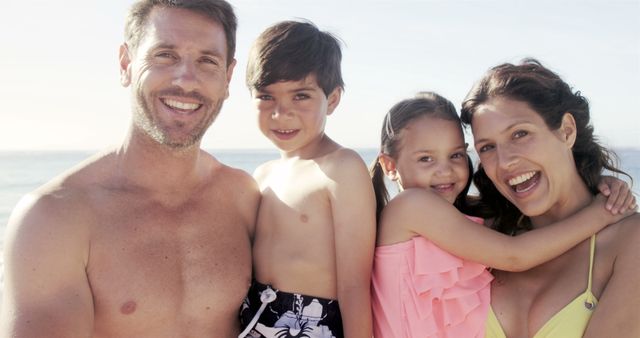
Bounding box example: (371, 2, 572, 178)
(369, 92, 635, 338)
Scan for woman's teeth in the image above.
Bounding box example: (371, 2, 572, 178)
(508, 171, 536, 186)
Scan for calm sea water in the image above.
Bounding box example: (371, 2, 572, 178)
(1, 148, 638, 235)
(0, 148, 638, 297)
(0, 149, 381, 237)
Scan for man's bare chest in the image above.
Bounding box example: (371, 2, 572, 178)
(85, 197, 252, 326)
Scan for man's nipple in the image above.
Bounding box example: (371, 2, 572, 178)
(120, 300, 137, 315)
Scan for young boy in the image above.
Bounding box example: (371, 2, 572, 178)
(238, 21, 376, 338)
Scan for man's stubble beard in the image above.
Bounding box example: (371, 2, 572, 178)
(133, 88, 224, 149)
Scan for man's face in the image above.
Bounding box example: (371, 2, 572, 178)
(119, 7, 235, 148)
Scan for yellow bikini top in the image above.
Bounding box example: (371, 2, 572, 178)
(485, 235, 597, 338)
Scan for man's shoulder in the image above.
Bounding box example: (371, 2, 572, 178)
(212, 160, 257, 184)
(3, 173, 96, 268)
(8, 150, 115, 233)
(207, 156, 260, 194)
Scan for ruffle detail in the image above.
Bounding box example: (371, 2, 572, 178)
(401, 236, 493, 338)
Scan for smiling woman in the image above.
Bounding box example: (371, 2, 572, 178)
(461, 59, 640, 338)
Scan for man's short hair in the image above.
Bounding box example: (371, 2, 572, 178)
(246, 20, 344, 96)
(124, 0, 237, 65)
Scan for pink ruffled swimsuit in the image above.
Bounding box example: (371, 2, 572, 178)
(371, 216, 493, 338)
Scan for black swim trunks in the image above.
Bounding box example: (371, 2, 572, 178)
(239, 280, 343, 338)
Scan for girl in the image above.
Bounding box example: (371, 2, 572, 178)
(369, 92, 635, 338)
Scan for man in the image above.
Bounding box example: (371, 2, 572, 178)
(0, 1, 260, 337)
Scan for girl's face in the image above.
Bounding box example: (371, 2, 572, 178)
(470, 97, 578, 217)
(383, 115, 469, 204)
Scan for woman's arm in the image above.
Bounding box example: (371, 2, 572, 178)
(583, 214, 640, 337)
(384, 188, 634, 271)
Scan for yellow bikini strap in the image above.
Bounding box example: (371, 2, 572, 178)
(583, 234, 598, 309)
(587, 234, 596, 292)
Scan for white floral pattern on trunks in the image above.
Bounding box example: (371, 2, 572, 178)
(248, 295, 336, 338)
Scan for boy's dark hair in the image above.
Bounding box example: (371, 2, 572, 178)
(370, 92, 473, 223)
(461, 58, 630, 235)
(125, 0, 237, 65)
(246, 20, 344, 96)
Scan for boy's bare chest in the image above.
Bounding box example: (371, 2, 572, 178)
(261, 163, 330, 207)
(259, 173, 333, 229)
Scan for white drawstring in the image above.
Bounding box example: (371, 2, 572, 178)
(238, 286, 277, 338)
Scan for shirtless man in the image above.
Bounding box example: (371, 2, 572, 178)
(0, 1, 260, 337)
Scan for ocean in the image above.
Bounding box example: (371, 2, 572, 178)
(1, 148, 639, 237)
(0, 149, 382, 239)
(0, 148, 638, 295)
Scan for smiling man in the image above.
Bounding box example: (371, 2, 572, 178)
(0, 1, 260, 337)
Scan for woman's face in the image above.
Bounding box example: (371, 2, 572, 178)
(470, 97, 577, 217)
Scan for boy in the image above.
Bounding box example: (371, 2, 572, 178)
(239, 21, 376, 338)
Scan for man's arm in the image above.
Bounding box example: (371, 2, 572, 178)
(327, 149, 376, 338)
(1, 192, 94, 337)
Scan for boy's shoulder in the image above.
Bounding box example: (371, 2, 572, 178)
(315, 147, 371, 189)
(316, 146, 364, 168)
(253, 158, 280, 183)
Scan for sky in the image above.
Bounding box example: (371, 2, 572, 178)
(1, 0, 638, 151)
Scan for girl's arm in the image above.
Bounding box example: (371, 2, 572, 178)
(597, 175, 636, 214)
(383, 188, 634, 271)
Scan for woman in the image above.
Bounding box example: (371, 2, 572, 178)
(461, 59, 640, 338)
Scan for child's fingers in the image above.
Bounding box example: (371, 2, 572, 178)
(604, 181, 625, 211)
(619, 193, 637, 214)
(598, 181, 612, 198)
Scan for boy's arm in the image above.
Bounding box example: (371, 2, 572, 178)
(327, 150, 375, 338)
(0, 193, 94, 337)
(392, 189, 634, 272)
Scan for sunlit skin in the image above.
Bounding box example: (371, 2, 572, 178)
(252, 74, 340, 159)
(382, 115, 469, 204)
(471, 97, 589, 222)
(121, 7, 235, 148)
(371, 100, 637, 337)
(250, 74, 375, 338)
(469, 96, 640, 337)
(0, 7, 260, 338)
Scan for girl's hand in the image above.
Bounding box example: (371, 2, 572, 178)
(598, 176, 637, 214)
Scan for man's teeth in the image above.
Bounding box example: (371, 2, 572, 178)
(508, 171, 536, 186)
(164, 99, 200, 110)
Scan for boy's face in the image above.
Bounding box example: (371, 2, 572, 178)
(252, 74, 340, 156)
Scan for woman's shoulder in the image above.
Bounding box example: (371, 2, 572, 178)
(596, 212, 640, 255)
